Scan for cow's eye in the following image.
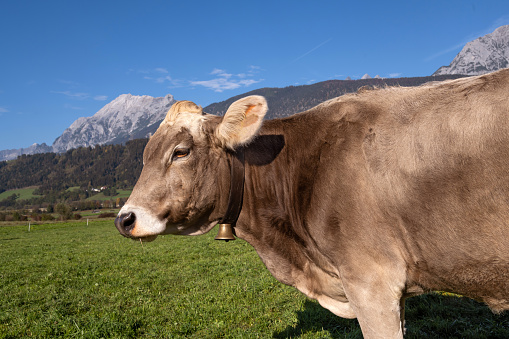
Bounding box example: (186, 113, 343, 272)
(173, 148, 190, 160)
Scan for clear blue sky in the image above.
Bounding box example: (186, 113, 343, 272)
(1, 0, 509, 150)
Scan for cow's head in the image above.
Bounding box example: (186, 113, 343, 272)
(115, 96, 267, 241)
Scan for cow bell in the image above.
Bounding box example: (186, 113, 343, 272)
(214, 223, 236, 241)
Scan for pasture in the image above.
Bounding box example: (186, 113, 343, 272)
(0, 220, 507, 338)
(0, 187, 42, 201)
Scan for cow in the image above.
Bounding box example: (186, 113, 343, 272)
(115, 69, 509, 338)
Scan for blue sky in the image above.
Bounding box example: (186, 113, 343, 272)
(1, 0, 509, 150)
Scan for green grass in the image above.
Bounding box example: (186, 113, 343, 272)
(0, 221, 507, 338)
(0, 187, 42, 201)
(66, 186, 81, 192)
(86, 189, 132, 201)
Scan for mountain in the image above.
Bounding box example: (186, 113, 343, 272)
(433, 25, 509, 76)
(0, 143, 53, 161)
(0, 94, 174, 161)
(52, 93, 175, 153)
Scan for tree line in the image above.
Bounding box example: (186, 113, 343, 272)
(0, 199, 126, 222)
(0, 138, 148, 194)
(0, 139, 146, 216)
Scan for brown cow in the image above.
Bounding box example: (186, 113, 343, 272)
(115, 69, 509, 338)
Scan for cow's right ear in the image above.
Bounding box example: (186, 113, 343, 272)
(215, 95, 267, 150)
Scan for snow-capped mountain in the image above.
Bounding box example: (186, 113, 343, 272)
(51, 94, 174, 153)
(0, 94, 175, 161)
(433, 25, 509, 76)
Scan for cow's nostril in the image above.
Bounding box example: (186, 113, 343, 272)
(115, 212, 137, 236)
(123, 212, 136, 229)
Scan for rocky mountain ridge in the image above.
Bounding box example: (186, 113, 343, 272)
(433, 25, 509, 75)
(52, 93, 175, 153)
(0, 143, 53, 162)
(0, 94, 175, 161)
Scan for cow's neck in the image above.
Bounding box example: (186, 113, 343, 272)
(233, 114, 335, 285)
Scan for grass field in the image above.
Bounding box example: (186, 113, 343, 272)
(66, 186, 81, 192)
(0, 187, 42, 201)
(1, 221, 508, 338)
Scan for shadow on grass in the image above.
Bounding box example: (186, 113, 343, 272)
(272, 300, 362, 338)
(273, 294, 509, 338)
(404, 294, 509, 338)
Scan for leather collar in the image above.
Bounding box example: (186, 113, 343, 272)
(219, 147, 245, 226)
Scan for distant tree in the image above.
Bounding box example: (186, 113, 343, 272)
(98, 212, 116, 218)
(41, 214, 55, 221)
(103, 187, 118, 196)
(12, 211, 21, 221)
(55, 203, 72, 220)
(6, 194, 19, 203)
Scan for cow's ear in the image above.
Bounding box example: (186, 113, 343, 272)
(215, 95, 267, 149)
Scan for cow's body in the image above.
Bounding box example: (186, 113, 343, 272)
(116, 69, 509, 338)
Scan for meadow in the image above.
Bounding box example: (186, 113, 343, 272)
(0, 187, 42, 201)
(1, 220, 508, 338)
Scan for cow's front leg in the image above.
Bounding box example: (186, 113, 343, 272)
(341, 266, 406, 338)
(346, 286, 404, 338)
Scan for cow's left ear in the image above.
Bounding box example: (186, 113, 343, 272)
(215, 95, 267, 149)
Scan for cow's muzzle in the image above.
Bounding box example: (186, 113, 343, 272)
(115, 212, 136, 237)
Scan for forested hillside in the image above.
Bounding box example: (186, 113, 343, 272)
(0, 139, 147, 193)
